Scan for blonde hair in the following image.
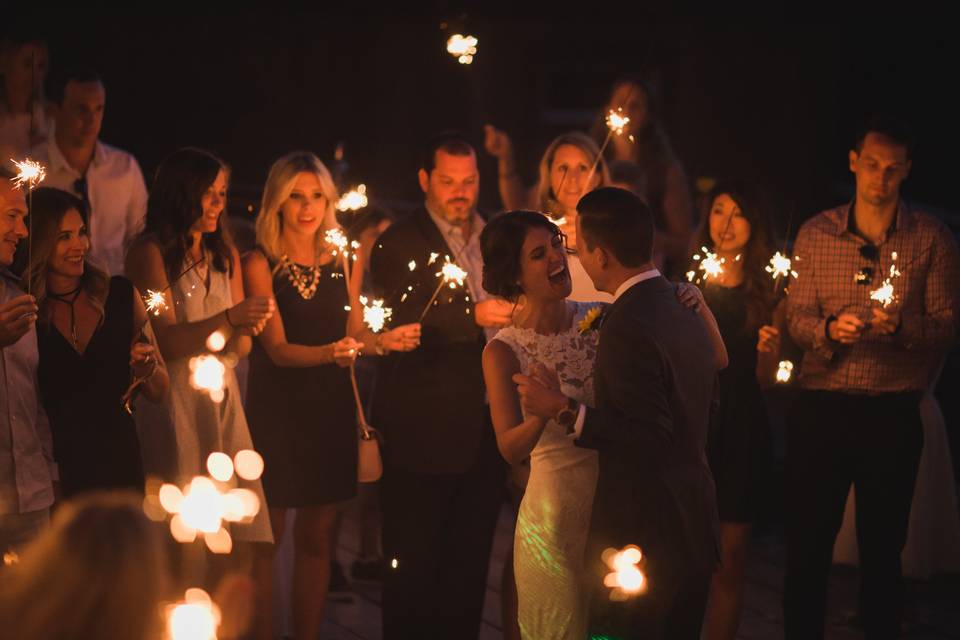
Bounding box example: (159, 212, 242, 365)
(535, 131, 611, 218)
(255, 151, 340, 267)
(21, 187, 109, 324)
(0, 491, 170, 640)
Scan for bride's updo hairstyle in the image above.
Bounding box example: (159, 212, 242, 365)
(481, 211, 560, 301)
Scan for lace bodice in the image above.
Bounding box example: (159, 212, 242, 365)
(493, 301, 602, 456)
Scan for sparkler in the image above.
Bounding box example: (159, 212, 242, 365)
(602, 545, 647, 601)
(581, 108, 631, 196)
(10, 158, 46, 191)
(446, 34, 478, 64)
(336, 184, 368, 212)
(190, 353, 227, 403)
(765, 251, 799, 284)
(776, 360, 794, 384)
(869, 252, 902, 308)
(360, 295, 392, 333)
(158, 450, 264, 553)
(686, 247, 738, 284)
(166, 588, 221, 640)
(418, 256, 468, 322)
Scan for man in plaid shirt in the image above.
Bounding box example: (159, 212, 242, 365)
(785, 118, 960, 639)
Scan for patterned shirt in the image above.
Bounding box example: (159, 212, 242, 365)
(787, 200, 959, 393)
(425, 204, 497, 341)
(0, 272, 56, 514)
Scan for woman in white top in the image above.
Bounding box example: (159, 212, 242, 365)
(484, 130, 613, 303)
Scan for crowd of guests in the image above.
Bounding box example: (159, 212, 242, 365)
(1, 29, 959, 640)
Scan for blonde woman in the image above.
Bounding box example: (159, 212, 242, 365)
(242, 151, 419, 640)
(485, 130, 613, 302)
(23, 187, 168, 498)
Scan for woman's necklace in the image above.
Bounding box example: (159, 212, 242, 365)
(47, 284, 83, 351)
(280, 254, 321, 300)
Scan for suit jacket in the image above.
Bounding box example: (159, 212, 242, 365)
(578, 276, 720, 577)
(369, 207, 489, 474)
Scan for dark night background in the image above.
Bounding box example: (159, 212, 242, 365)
(11, 11, 960, 472)
(20, 12, 960, 228)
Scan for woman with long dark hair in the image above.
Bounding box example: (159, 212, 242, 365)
(125, 147, 274, 543)
(23, 187, 167, 497)
(691, 181, 783, 640)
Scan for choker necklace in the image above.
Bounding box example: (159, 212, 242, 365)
(47, 284, 83, 350)
(280, 254, 321, 300)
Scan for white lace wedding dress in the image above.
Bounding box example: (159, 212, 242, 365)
(493, 301, 602, 639)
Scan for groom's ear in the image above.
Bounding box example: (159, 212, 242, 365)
(597, 246, 610, 269)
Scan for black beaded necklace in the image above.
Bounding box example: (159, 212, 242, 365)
(46, 284, 84, 351)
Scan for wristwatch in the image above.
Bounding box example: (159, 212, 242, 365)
(555, 397, 579, 433)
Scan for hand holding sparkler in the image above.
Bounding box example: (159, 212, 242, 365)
(225, 296, 275, 336)
(0, 294, 38, 348)
(757, 325, 781, 354)
(331, 336, 363, 368)
(870, 306, 901, 336)
(827, 313, 866, 345)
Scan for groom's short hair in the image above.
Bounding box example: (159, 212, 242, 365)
(577, 187, 654, 267)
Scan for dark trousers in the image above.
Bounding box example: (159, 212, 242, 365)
(380, 428, 506, 639)
(784, 390, 922, 640)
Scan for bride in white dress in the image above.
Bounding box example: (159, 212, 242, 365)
(480, 211, 708, 638)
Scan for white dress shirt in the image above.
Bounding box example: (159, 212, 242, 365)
(35, 138, 148, 276)
(570, 268, 661, 437)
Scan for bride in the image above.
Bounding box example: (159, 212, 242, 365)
(480, 210, 722, 639)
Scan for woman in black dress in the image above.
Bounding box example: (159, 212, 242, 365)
(242, 152, 420, 640)
(22, 187, 168, 498)
(693, 181, 784, 640)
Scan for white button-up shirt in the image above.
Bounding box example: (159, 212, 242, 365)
(0, 272, 55, 514)
(35, 138, 148, 276)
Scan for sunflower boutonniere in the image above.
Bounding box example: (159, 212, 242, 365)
(578, 306, 604, 335)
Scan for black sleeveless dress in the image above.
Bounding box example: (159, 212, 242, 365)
(245, 252, 357, 507)
(702, 283, 773, 523)
(37, 276, 144, 497)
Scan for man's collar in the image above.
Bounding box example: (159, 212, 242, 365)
(613, 268, 661, 301)
(49, 136, 103, 175)
(425, 201, 481, 239)
(838, 199, 912, 239)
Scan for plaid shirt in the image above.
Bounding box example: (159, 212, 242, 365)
(787, 200, 959, 393)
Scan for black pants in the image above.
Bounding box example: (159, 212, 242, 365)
(380, 428, 506, 639)
(784, 390, 922, 640)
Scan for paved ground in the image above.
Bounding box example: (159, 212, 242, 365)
(304, 503, 960, 639)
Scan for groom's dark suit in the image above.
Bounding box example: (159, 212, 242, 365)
(577, 275, 720, 639)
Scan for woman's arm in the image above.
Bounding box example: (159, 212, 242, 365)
(484, 124, 537, 211)
(675, 283, 728, 370)
(130, 286, 169, 403)
(483, 339, 548, 465)
(125, 241, 274, 361)
(242, 250, 359, 367)
(756, 298, 786, 387)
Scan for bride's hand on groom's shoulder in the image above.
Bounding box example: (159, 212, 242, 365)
(513, 363, 566, 420)
(674, 282, 704, 312)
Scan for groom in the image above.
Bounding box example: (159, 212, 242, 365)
(516, 187, 720, 639)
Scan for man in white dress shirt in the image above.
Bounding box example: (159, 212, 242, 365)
(35, 68, 147, 275)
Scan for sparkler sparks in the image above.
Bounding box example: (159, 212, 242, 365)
(869, 252, 902, 308)
(166, 588, 221, 640)
(602, 545, 647, 601)
(190, 354, 227, 403)
(336, 184, 368, 212)
(158, 451, 263, 553)
(687, 247, 737, 284)
(765, 251, 799, 282)
(10, 158, 46, 191)
(446, 34, 478, 64)
(776, 360, 794, 384)
(144, 289, 169, 316)
(439, 256, 467, 289)
(360, 295, 392, 333)
(408, 260, 417, 271)
(605, 108, 630, 135)
(418, 256, 468, 322)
